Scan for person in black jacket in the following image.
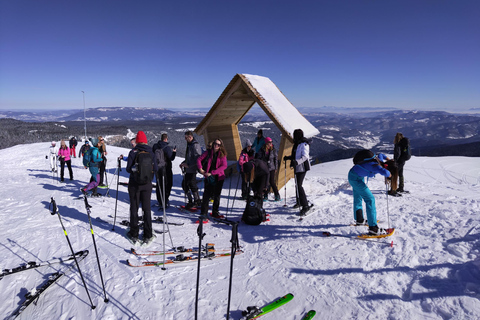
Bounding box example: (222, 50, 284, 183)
(242, 159, 270, 200)
(125, 131, 158, 246)
(69, 136, 77, 158)
(393, 132, 410, 193)
(153, 133, 176, 209)
(255, 137, 280, 201)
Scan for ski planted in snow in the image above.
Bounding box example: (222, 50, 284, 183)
(7, 250, 89, 319)
(1, 250, 88, 280)
(241, 293, 294, 319)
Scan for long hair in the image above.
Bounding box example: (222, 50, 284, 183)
(384, 159, 399, 191)
(244, 167, 255, 184)
(213, 138, 227, 158)
(394, 132, 404, 144)
(60, 139, 67, 150)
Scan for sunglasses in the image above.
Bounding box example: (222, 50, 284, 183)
(213, 142, 221, 147)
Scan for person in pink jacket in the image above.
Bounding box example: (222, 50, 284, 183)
(197, 138, 228, 219)
(58, 139, 73, 182)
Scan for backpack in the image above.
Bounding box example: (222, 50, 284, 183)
(83, 147, 100, 167)
(133, 150, 154, 185)
(242, 196, 266, 225)
(154, 147, 166, 173)
(401, 139, 412, 161)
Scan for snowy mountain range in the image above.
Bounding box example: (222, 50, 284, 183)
(0, 143, 479, 319)
(0, 107, 479, 160)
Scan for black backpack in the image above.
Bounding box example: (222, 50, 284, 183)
(400, 138, 412, 161)
(242, 196, 266, 225)
(154, 147, 166, 174)
(133, 151, 154, 185)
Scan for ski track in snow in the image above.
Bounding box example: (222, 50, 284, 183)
(0, 143, 479, 319)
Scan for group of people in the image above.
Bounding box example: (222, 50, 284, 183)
(48, 139, 75, 182)
(117, 128, 313, 244)
(57, 127, 409, 241)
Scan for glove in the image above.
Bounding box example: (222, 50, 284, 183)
(283, 156, 291, 161)
(291, 160, 298, 166)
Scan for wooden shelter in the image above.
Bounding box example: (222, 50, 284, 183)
(194, 74, 319, 190)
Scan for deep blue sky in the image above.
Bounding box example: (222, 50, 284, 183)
(1, 0, 479, 111)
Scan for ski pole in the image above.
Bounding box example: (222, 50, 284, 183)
(226, 221, 240, 320)
(385, 183, 390, 229)
(229, 173, 241, 217)
(112, 158, 121, 231)
(49, 197, 96, 309)
(283, 160, 287, 207)
(225, 167, 233, 218)
(195, 215, 206, 320)
(83, 196, 109, 303)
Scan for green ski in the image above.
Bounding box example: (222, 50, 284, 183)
(241, 293, 294, 319)
(302, 310, 316, 319)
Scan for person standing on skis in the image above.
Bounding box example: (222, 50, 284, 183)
(197, 138, 228, 219)
(179, 131, 202, 210)
(49, 141, 58, 172)
(81, 138, 103, 196)
(125, 131, 157, 246)
(349, 149, 391, 235)
(283, 129, 312, 216)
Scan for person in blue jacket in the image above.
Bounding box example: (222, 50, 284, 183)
(81, 138, 103, 195)
(348, 150, 391, 235)
(252, 129, 265, 154)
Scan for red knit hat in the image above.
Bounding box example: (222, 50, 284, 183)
(136, 131, 148, 144)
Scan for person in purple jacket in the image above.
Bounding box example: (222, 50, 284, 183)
(348, 149, 391, 235)
(197, 138, 228, 219)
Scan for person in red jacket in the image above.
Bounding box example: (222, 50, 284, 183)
(197, 138, 228, 219)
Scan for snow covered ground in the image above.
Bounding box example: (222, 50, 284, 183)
(0, 142, 479, 319)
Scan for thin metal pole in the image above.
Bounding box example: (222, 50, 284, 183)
(82, 91, 87, 139)
(50, 198, 96, 309)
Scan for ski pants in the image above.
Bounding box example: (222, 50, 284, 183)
(295, 171, 308, 207)
(348, 169, 377, 227)
(200, 178, 225, 215)
(60, 159, 73, 180)
(69, 146, 76, 158)
(267, 170, 279, 197)
(182, 172, 199, 201)
(128, 182, 153, 239)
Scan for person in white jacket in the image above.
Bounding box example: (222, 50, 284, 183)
(283, 129, 312, 216)
(49, 141, 58, 172)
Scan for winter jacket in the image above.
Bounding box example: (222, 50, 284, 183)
(256, 147, 278, 171)
(252, 136, 265, 154)
(69, 137, 77, 148)
(58, 147, 71, 162)
(238, 148, 252, 172)
(126, 144, 158, 185)
(182, 139, 202, 174)
(394, 137, 409, 163)
(293, 141, 310, 173)
(49, 146, 58, 157)
(80, 143, 90, 157)
(250, 158, 270, 178)
(87, 146, 103, 180)
(351, 153, 391, 178)
(197, 149, 228, 181)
